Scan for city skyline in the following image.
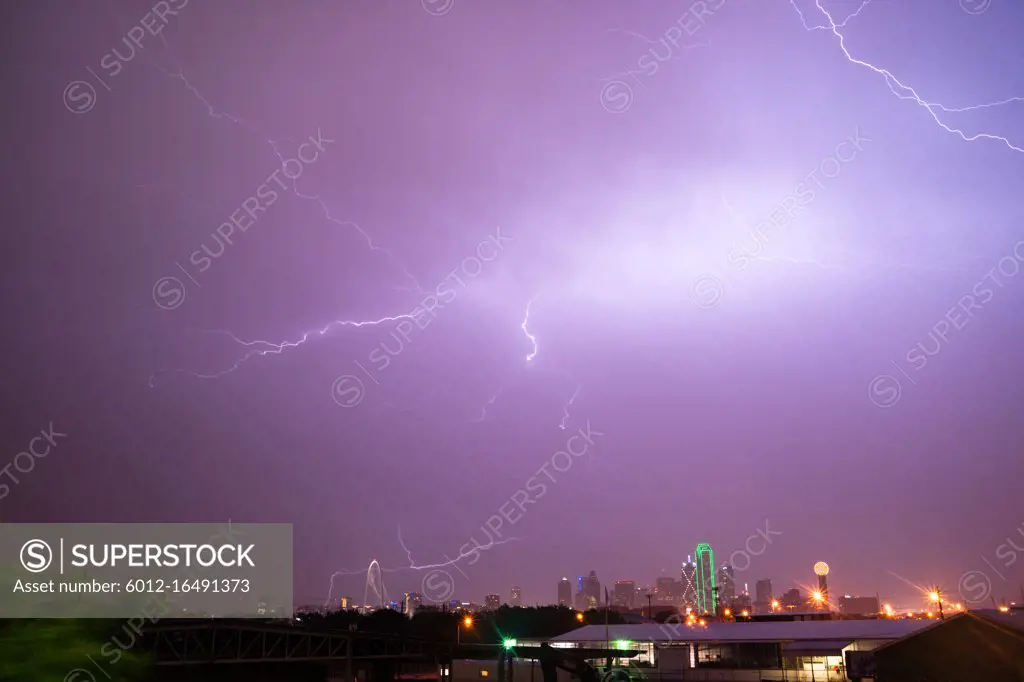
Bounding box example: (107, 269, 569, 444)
(318, 544, 1014, 614)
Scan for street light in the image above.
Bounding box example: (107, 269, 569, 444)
(576, 612, 585, 622)
(458, 615, 473, 644)
(771, 600, 780, 612)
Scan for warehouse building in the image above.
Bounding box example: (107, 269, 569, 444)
(543, 620, 933, 680)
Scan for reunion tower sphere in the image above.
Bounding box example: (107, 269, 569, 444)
(814, 561, 830, 576)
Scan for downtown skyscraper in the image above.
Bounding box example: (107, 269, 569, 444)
(695, 543, 717, 614)
(719, 564, 736, 604)
(613, 580, 636, 609)
(681, 556, 698, 611)
(557, 577, 572, 607)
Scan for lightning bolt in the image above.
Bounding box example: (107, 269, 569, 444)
(473, 385, 505, 423)
(470, 295, 539, 422)
(397, 528, 519, 572)
(559, 384, 582, 430)
(790, 0, 1024, 154)
(473, 295, 585, 429)
(522, 294, 540, 363)
(802, 0, 874, 30)
(148, 313, 418, 385)
(322, 529, 519, 608)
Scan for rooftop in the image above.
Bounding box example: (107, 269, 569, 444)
(549, 620, 933, 644)
(977, 608, 1024, 632)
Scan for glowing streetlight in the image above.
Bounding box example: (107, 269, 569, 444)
(929, 591, 940, 603)
(723, 608, 731, 617)
(740, 610, 749, 617)
(576, 612, 585, 622)
(458, 615, 473, 644)
(503, 638, 517, 649)
(771, 600, 781, 612)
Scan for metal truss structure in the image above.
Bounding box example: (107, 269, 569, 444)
(146, 620, 434, 666)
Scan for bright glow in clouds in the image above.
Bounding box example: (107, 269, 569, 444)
(516, 167, 851, 308)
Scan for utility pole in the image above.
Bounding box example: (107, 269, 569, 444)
(931, 587, 944, 620)
(604, 588, 610, 673)
(647, 592, 653, 620)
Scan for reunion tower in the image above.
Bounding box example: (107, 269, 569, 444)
(814, 561, 829, 608)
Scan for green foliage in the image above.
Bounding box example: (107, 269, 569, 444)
(0, 619, 152, 682)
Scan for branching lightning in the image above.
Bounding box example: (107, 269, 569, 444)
(322, 528, 519, 608)
(144, 34, 431, 385)
(146, 33, 582, 440)
(152, 34, 423, 292)
(803, 0, 873, 31)
(790, 0, 1024, 154)
(148, 313, 419, 385)
(148, 36, 585, 439)
(396, 527, 519, 572)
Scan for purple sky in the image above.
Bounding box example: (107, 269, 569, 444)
(4, 0, 1024, 611)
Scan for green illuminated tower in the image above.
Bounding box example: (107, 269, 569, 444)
(695, 543, 717, 614)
